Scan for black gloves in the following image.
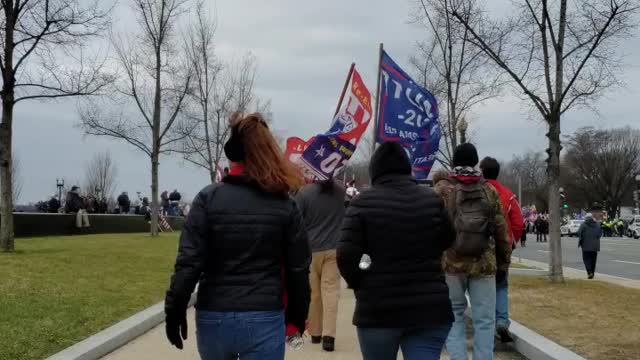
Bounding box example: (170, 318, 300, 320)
(496, 269, 507, 284)
(165, 309, 188, 350)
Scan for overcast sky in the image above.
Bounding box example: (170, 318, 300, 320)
(12, 0, 640, 203)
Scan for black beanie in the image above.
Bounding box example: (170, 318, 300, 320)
(224, 125, 245, 162)
(453, 143, 479, 167)
(369, 142, 412, 182)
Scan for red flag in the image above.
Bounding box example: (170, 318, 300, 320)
(284, 137, 307, 164)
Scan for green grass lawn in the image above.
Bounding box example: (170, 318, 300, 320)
(0, 233, 180, 360)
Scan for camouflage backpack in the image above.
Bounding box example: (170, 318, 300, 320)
(442, 178, 495, 257)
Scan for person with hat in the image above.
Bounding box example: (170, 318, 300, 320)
(433, 143, 510, 360)
(338, 142, 456, 360)
(164, 113, 311, 360)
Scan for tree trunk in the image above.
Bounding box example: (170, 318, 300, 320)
(0, 102, 14, 252)
(547, 116, 564, 282)
(1, 7, 16, 252)
(150, 155, 159, 236)
(150, 47, 162, 237)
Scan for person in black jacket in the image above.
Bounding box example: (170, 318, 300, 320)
(65, 186, 90, 228)
(117, 192, 130, 214)
(165, 112, 311, 360)
(337, 142, 455, 360)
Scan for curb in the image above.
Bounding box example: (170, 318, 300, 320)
(510, 268, 548, 276)
(509, 320, 587, 360)
(45, 293, 196, 360)
(515, 257, 640, 289)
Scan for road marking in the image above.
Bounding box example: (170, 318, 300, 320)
(613, 260, 640, 265)
(537, 250, 549, 253)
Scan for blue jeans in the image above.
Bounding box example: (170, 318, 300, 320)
(357, 324, 451, 360)
(445, 273, 496, 360)
(496, 271, 510, 329)
(196, 310, 285, 360)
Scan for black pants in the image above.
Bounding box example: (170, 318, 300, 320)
(582, 251, 598, 274)
(537, 232, 547, 242)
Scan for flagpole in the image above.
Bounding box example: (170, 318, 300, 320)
(371, 43, 384, 156)
(334, 62, 356, 117)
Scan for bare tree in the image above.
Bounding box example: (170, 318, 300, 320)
(451, 0, 639, 282)
(176, 4, 263, 183)
(79, 0, 192, 235)
(563, 127, 640, 217)
(410, 0, 503, 167)
(84, 151, 118, 201)
(500, 152, 548, 210)
(0, 0, 113, 251)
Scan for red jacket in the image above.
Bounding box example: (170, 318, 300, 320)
(487, 179, 523, 246)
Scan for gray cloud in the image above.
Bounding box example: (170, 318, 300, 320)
(12, 0, 640, 203)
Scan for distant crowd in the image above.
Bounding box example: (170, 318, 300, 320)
(33, 187, 188, 229)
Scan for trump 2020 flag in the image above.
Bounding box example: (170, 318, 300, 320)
(300, 68, 372, 180)
(376, 50, 441, 180)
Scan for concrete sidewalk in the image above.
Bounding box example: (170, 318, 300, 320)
(102, 290, 525, 360)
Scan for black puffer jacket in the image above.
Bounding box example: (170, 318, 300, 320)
(337, 143, 455, 328)
(165, 175, 311, 331)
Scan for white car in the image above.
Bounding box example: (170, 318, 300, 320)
(561, 220, 584, 237)
(627, 216, 640, 239)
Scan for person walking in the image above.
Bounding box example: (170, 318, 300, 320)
(164, 113, 311, 360)
(434, 143, 510, 360)
(535, 216, 543, 242)
(338, 142, 456, 360)
(480, 157, 524, 343)
(65, 186, 90, 228)
(295, 178, 345, 352)
(578, 213, 602, 279)
(541, 215, 549, 242)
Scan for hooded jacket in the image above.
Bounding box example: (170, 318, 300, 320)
(337, 142, 455, 328)
(578, 217, 602, 252)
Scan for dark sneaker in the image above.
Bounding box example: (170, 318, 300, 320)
(588, 272, 595, 279)
(311, 336, 322, 344)
(322, 336, 335, 352)
(497, 326, 514, 343)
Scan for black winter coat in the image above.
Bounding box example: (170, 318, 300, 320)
(578, 218, 602, 252)
(165, 175, 311, 332)
(65, 191, 84, 213)
(337, 174, 455, 328)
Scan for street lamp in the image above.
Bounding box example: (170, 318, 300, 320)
(56, 178, 64, 202)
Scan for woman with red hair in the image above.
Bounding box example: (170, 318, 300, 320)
(165, 113, 311, 360)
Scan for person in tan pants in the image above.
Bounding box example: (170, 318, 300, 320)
(295, 178, 346, 352)
(309, 249, 340, 347)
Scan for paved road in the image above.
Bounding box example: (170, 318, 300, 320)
(515, 234, 640, 280)
(103, 290, 525, 360)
